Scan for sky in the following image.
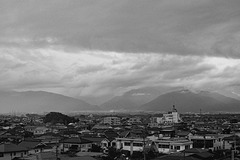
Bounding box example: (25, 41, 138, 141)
(1, 0, 240, 104)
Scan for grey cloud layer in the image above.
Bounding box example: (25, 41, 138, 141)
(0, 48, 240, 102)
(1, 0, 240, 57)
(1, 0, 240, 103)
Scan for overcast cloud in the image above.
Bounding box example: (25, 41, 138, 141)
(1, 0, 240, 104)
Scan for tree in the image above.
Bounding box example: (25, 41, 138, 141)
(91, 144, 102, 152)
(43, 112, 79, 125)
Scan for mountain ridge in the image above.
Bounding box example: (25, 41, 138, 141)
(140, 89, 240, 112)
(0, 90, 99, 113)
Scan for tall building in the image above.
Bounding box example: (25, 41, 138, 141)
(163, 105, 182, 124)
(149, 105, 182, 127)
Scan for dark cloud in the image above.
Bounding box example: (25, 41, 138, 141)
(1, 0, 240, 58)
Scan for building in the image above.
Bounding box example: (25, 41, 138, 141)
(162, 105, 182, 124)
(128, 117, 141, 124)
(149, 117, 163, 128)
(0, 143, 29, 160)
(115, 137, 147, 155)
(189, 134, 225, 151)
(82, 137, 110, 152)
(155, 138, 193, 154)
(115, 137, 193, 155)
(60, 137, 92, 152)
(222, 135, 240, 150)
(18, 140, 47, 154)
(33, 126, 49, 135)
(103, 117, 121, 126)
(149, 105, 182, 127)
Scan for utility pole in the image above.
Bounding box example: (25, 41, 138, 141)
(56, 143, 60, 160)
(183, 149, 186, 160)
(231, 121, 236, 160)
(232, 126, 236, 160)
(203, 134, 206, 149)
(142, 123, 147, 160)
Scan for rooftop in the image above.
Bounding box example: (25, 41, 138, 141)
(0, 143, 28, 153)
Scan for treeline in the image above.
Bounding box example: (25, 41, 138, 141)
(43, 112, 79, 125)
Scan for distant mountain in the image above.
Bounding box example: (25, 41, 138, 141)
(140, 89, 240, 113)
(0, 90, 99, 113)
(100, 88, 161, 111)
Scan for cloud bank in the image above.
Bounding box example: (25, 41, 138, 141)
(1, 0, 240, 103)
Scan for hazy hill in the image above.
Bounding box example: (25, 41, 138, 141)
(140, 89, 240, 113)
(0, 90, 99, 113)
(100, 88, 161, 111)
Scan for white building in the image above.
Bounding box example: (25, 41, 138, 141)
(33, 126, 49, 135)
(115, 137, 193, 155)
(149, 105, 182, 127)
(155, 138, 193, 154)
(103, 117, 121, 126)
(115, 137, 147, 155)
(163, 105, 182, 124)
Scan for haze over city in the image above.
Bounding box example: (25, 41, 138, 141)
(1, 0, 240, 107)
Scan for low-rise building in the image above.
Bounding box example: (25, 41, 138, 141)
(115, 137, 147, 155)
(115, 137, 193, 155)
(189, 134, 225, 151)
(128, 117, 141, 124)
(103, 117, 121, 126)
(0, 143, 29, 160)
(60, 137, 92, 152)
(155, 138, 193, 154)
(33, 126, 49, 135)
(222, 134, 240, 150)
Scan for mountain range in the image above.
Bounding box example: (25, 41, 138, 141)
(0, 90, 99, 113)
(100, 88, 161, 111)
(0, 89, 240, 113)
(102, 89, 240, 113)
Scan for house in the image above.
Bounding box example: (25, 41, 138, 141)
(91, 124, 112, 130)
(222, 134, 240, 150)
(189, 134, 226, 151)
(119, 129, 145, 139)
(176, 131, 193, 139)
(35, 134, 62, 144)
(0, 142, 29, 160)
(81, 136, 110, 152)
(155, 138, 193, 154)
(24, 126, 37, 133)
(103, 130, 119, 142)
(33, 126, 49, 135)
(0, 132, 23, 143)
(159, 128, 175, 138)
(115, 137, 149, 155)
(18, 140, 47, 154)
(60, 137, 93, 152)
(59, 129, 80, 138)
(149, 117, 164, 128)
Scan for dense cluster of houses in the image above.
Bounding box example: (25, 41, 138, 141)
(0, 107, 240, 159)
